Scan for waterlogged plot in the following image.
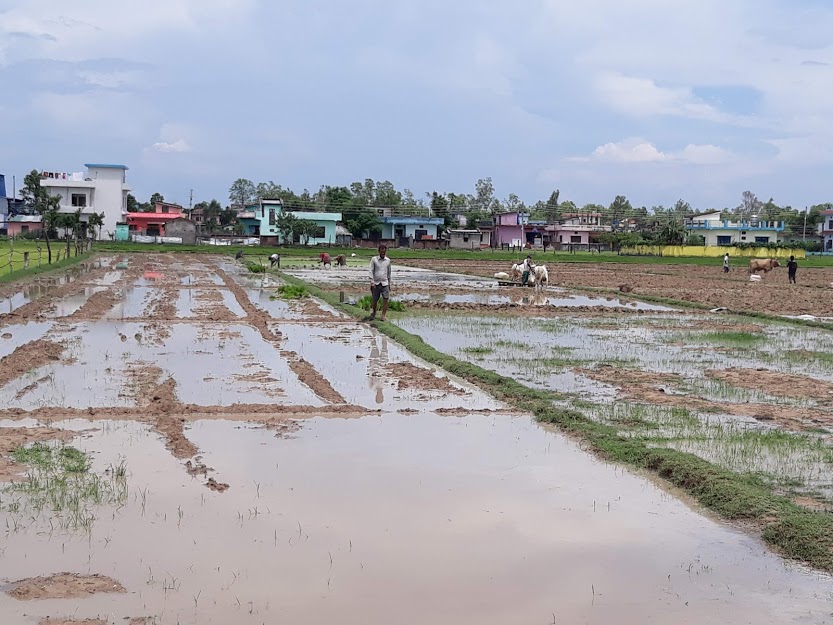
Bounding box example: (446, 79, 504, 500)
(4, 253, 833, 624)
(394, 310, 833, 507)
(3, 415, 833, 625)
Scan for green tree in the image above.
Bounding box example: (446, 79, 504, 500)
(275, 212, 298, 244)
(229, 178, 257, 209)
(295, 219, 318, 245)
(346, 212, 382, 238)
(609, 195, 633, 230)
(219, 208, 237, 227)
(126, 193, 138, 212)
(20, 169, 60, 263)
(88, 212, 104, 242)
(655, 219, 686, 245)
(375, 181, 402, 207)
(545, 190, 560, 221)
(149, 192, 165, 205)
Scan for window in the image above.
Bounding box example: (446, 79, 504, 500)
(161, 206, 169, 214)
(21, 225, 29, 233)
(717, 236, 732, 245)
(312, 226, 325, 239)
(755, 236, 769, 244)
(71, 194, 87, 207)
(463, 235, 469, 242)
(269, 209, 276, 226)
(571, 235, 582, 243)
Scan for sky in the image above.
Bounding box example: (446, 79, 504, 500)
(1, 0, 833, 210)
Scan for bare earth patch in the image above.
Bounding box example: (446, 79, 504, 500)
(8, 573, 125, 601)
(581, 365, 833, 432)
(707, 368, 833, 404)
(0, 339, 64, 388)
(389, 362, 468, 395)
(68, 288, 120, 320)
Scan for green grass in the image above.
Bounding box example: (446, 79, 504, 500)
(245, 260, 266, 273)
(3, 442, 127, 533)
(356, 295, 406, 312)
(274, 284, 309, 299)
(89, 240, 833, 267)
(699, 331, 766, 345)
(461, 346, 495, 355)
(0, 250, 92, 284)
(280, 269, 833, 574)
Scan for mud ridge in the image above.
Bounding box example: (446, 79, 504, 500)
(283, 351, 347, 403)
(213, 265, 282, 343)
(0, 339, 64, 389)
(8, 573, 125, 601)
(67, 288, 121, 320)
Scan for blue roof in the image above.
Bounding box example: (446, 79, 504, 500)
(85, 163, 129, 170)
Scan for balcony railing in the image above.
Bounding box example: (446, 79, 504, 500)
(686, 220, 784, 231)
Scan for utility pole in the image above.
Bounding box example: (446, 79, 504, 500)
(803, 205, 808, 242)
(188, 188, 193, 218)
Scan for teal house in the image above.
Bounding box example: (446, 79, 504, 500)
(380, 216, 444, 242)
(244, 200, 342, 245)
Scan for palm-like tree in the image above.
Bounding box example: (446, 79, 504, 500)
(87, 212, 104, 245)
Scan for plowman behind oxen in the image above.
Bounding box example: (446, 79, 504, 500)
(749, 258, 780, 274)
(528, 265, 549, 291)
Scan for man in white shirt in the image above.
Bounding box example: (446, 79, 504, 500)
(368, 244, 392, 321)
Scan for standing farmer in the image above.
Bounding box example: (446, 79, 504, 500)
(787, 255, 798, 284)
(369, 244, 392, 321)
(521, 255, 535, 286)
(723, 253, 730, 274)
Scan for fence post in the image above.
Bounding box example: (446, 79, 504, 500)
(24, 252, 29, 269)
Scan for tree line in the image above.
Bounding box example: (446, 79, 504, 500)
(130, 176, 832, 243)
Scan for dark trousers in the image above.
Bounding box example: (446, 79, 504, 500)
(789, 271, 796, 283)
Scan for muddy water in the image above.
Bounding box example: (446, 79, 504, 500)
(0, 322, 53, 358)
(1, 321, 325, 409)
(396, 290, 674, 311)
(280, 324, 504, 410)
(2, 415, 831, 625)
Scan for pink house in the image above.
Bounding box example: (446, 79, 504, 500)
(493, 212, 527, 246)
(7, 215, 43, 236)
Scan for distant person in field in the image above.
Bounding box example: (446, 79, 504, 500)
(723, 253, 730, 273)
(319, 252, 332, 268)
(368, 244, 392, 321)
(269, 253, 280, 268)
(787, 255, 798, 284)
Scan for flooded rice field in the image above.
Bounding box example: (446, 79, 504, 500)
(1, 254, 832, 624)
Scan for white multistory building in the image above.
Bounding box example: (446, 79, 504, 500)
(39, 164, 130, 237)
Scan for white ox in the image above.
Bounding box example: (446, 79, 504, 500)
(528, 265, 549, 291)
(511, 263, 523, 282)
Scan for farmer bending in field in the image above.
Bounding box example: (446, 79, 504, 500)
(368, 244, 392, 321)
(787, 255, 798, 284)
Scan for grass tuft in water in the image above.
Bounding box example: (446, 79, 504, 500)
(274, 284, 309, 299)
(356, 295, 406, 312)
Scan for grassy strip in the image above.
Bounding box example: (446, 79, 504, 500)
(282, 271, 833, 573)
(90, 241, 833, 266)
(0, 252, 92, 284)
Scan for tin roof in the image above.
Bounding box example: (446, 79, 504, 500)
(84, 163, 129, 170)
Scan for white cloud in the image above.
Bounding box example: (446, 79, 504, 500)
(150, 139, 190, 153)
(593, 73, 728, 123)
(573, 138, 731, 165)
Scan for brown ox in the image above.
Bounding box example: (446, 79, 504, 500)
(749, 258, 780, 274)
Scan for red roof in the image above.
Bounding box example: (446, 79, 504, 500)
(126, 213, 186, 222)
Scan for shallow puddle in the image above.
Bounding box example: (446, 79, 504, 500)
(397, 290, 674, 311)
(1, 415, 831, 624)
(0, 322, 53, 358)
